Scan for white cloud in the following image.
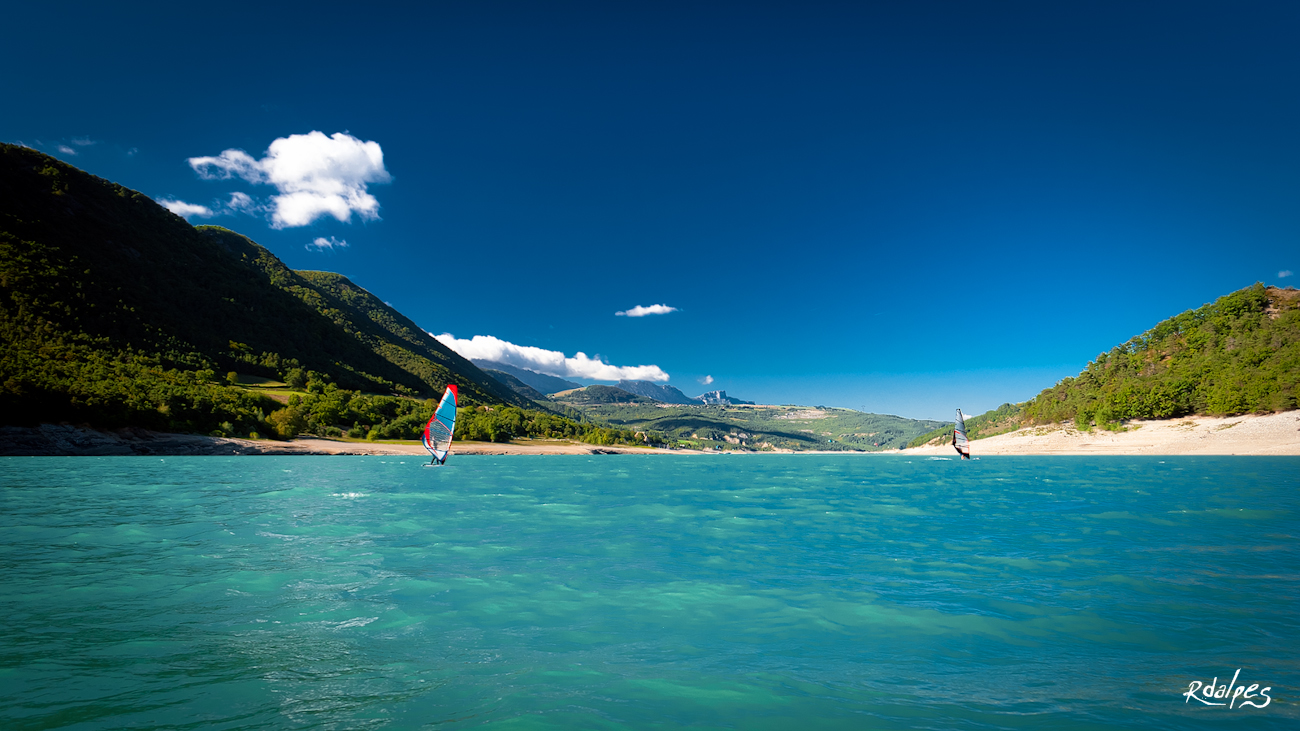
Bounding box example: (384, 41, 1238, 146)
(616, 303, 678, 317)
(188, 131, 391, 229)
(306, 236, 348, 252)
(158, 198, 214, 220)
(1280, 270, 1294, 278)
(699, 375, 714, 385)
(434, 333, 670, 382)
(222, 191, 265, 216)
(50, 138, 95, 156)
(191, 148, 263, 181)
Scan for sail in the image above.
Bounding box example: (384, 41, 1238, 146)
(422, 384, 458, 464)
(953, 408, 970, 458)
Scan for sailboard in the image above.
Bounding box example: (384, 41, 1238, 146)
(952, 408, 971, 460)
(422, 384, 458, 465)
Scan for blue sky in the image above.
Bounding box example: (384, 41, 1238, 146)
(4, 1, 1297, 420)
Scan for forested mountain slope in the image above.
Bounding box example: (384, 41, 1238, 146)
(1022, 284, 1298, 426)
(909, 284, 1299, 446)
(0, 143, 529, 433)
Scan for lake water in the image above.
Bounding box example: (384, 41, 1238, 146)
(2, 455, 1297, 730)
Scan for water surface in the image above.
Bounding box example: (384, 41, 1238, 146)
(2, 455, 1297, 729)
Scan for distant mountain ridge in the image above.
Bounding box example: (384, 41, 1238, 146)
(613, 381, 754, 405)
(482, 369, 548, 401)
(555, 385, 655, 404)
(615, 380, 699, 404)
(474, 361, 581, 394)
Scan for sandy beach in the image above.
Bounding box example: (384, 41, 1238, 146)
(903, 409, 1300, 457)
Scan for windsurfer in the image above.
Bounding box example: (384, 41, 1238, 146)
(953, 409, 972, 460)
(423, 384, 459, 466)
(952, 430, 970, 459)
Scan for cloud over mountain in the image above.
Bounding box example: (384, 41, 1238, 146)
(434, 333, 669, 382)
(188, 131, 391, 229)
(158, 198, 214, 219)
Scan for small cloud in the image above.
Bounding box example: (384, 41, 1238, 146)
(158, 198, 214, 220)
(699, 375, 714, 385)
(222, 191, 265, 216)
(616, 303, 678, 317)
(47, 138, 96, 156)
(434, 333, 670, 382)
(191, 148, 262, 181)
(1280, 270, 1294, 278)
(188, 131, 391, 229)
(305, 236, 348, 252)
(126, 147, 139, 156)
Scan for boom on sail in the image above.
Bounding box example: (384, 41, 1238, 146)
(952, 408, 971, 460)
(423, 385, 458, 465)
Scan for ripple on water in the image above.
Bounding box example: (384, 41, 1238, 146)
(1, 455, 1297, 729)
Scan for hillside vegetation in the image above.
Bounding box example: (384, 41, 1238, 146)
(1023, 284, 1298, 426)
(559, 401, 945, 451)
(909, 284, 1300, 446)
(0, 144, 651, 446)
(554, 385, 657, 405)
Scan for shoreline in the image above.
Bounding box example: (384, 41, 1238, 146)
(243, 437, 681, 457)
(903, 410, 1300, 457)
(3, 410, 1298, 456)
(0, 425, 683, 457)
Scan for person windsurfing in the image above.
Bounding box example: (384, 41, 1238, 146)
(952, 408, 971, 460)
(422, 385, 458, 466)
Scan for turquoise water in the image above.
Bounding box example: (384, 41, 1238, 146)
(1, 455, 1297, 730)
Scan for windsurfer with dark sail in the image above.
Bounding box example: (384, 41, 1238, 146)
(952, 408, 971, 460)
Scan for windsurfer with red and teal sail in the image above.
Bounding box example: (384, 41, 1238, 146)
(423, 384, 458, 465)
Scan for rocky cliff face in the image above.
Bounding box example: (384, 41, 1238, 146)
(696, 390, 754, 405)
